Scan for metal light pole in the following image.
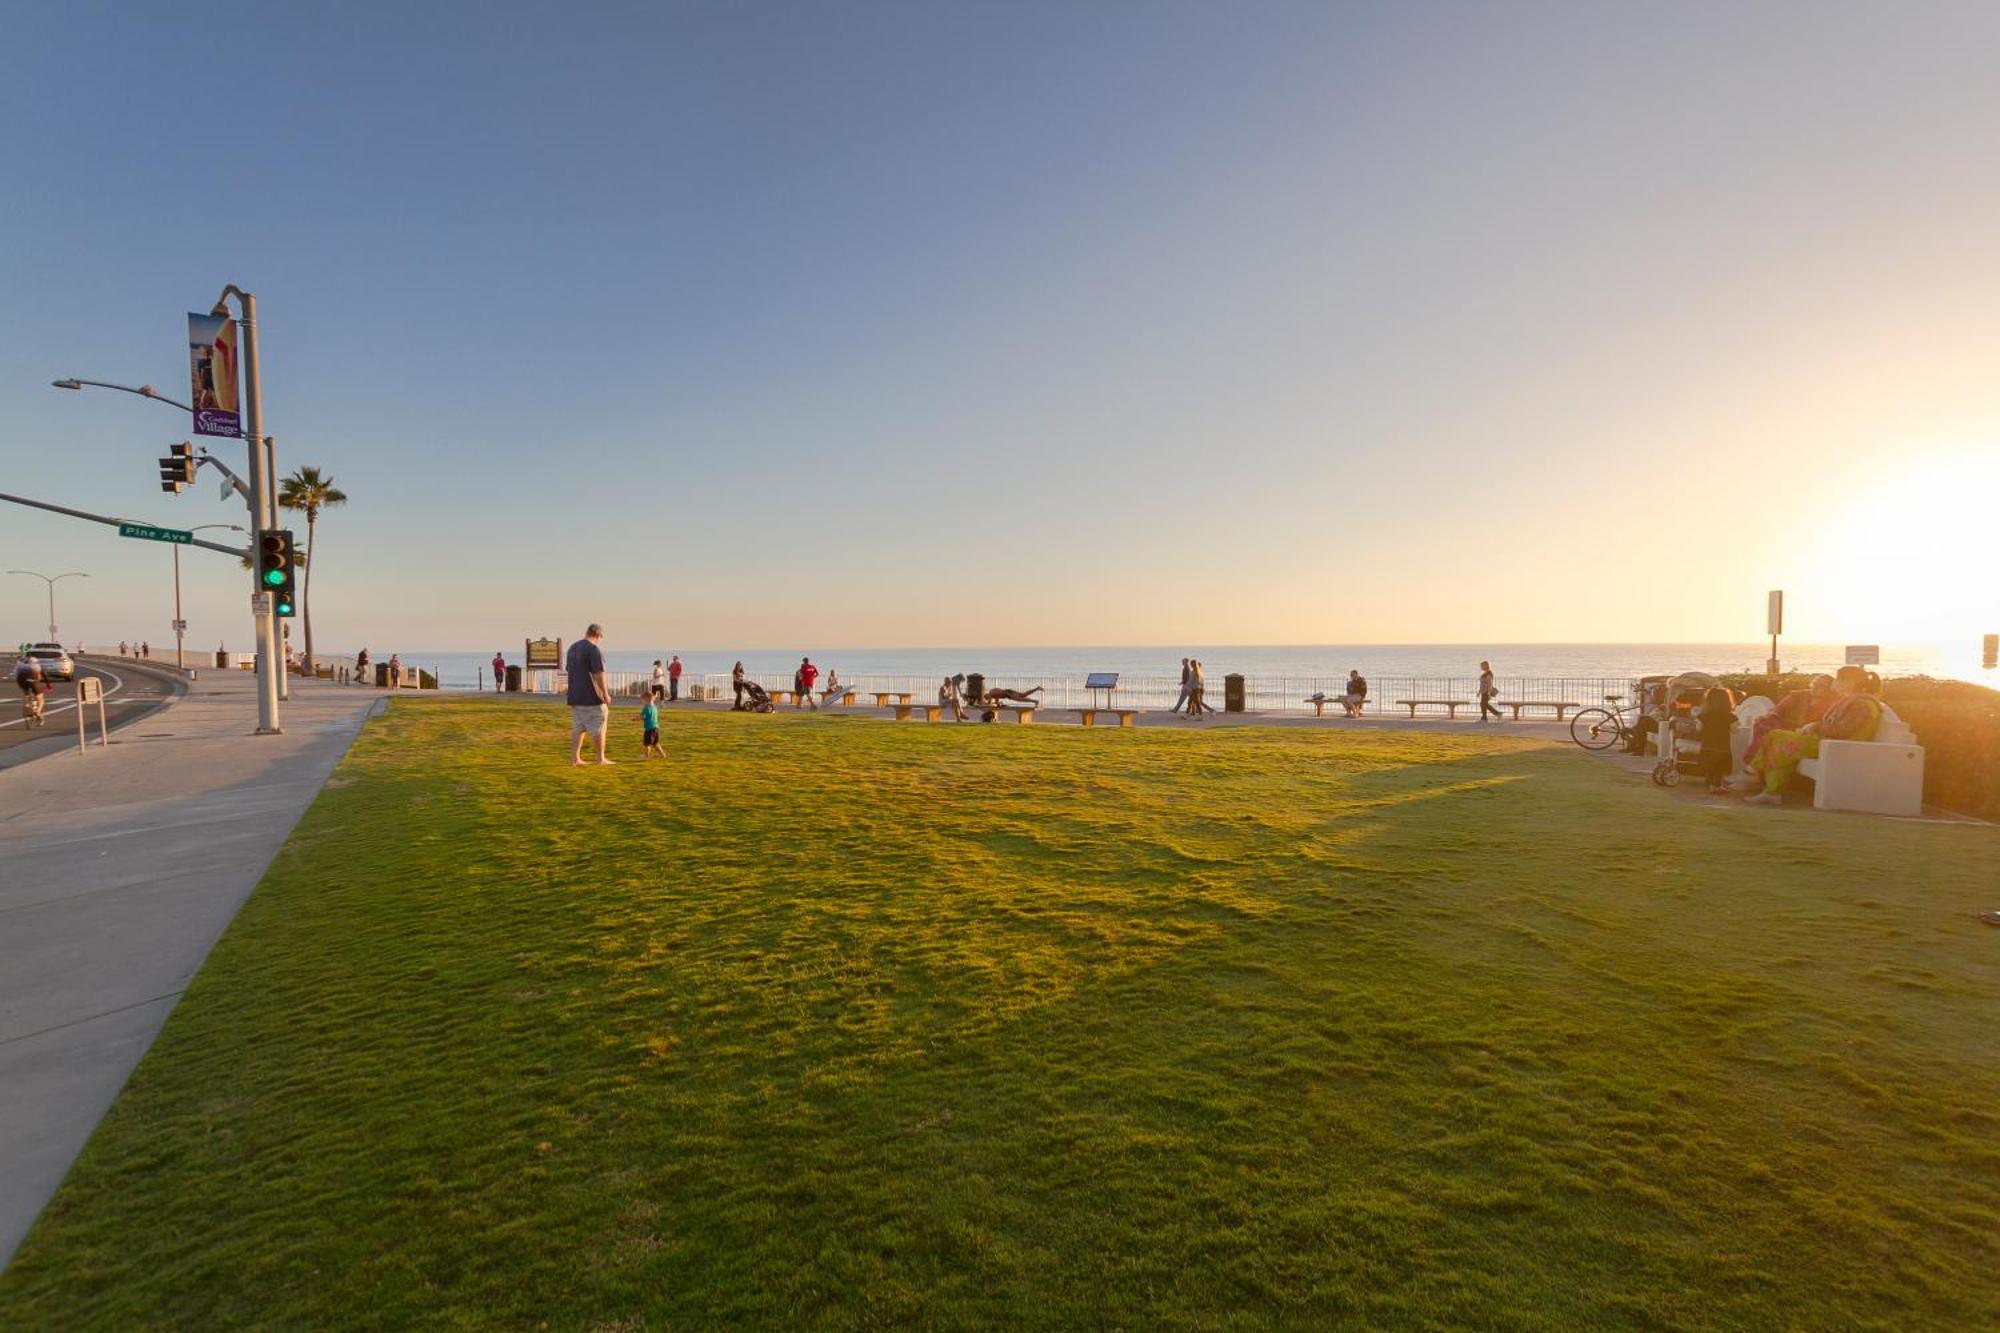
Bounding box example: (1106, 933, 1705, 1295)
(53, 284, 286, 734)
(213, 286, 282, 731)
(173, 524, 246, 668)
(8, 569, 89, 642)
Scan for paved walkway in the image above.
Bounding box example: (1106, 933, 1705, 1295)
(0, 670, 380, 1268)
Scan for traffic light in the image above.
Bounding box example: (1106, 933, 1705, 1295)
(157, 442, 197, 493)
(258, 529, 298, 617)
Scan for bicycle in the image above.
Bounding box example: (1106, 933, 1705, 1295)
(1568, 693, 1640, 751)
(19, 685, 47, 728)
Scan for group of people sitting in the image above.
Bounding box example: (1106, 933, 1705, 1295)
(1671, 665, 1895, 803)
(936, 675, 1043, 722)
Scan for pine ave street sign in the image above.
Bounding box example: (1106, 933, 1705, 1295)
(117, 521, 193, 545)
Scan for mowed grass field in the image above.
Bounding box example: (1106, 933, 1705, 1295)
(4, 701, 1997, 1330)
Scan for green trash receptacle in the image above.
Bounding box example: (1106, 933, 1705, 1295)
(505, 665, 522, 692)
(965, 672, 985, 704)
(1224, 673, 1246, 712)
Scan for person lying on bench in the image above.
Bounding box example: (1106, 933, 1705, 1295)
(982, 685, 1042, 705)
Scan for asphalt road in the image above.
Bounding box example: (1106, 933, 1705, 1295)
(0, 660, 181, 766)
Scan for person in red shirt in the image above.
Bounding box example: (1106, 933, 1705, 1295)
(491, 652, 505, 691)
(667, 655, 682, 702)
(798, 657, 818, 709)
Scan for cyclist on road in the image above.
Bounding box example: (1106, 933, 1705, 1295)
(15, 652, 48, 726)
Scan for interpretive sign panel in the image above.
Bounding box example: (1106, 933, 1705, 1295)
(1844, 645, 1880, 666)
(118, 521, 192, 545)
(525, 637, 562, 670)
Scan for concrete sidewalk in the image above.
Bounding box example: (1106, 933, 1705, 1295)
(0, 671, 381, 1269)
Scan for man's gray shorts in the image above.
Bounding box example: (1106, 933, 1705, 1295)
(570, 703, 609, 736)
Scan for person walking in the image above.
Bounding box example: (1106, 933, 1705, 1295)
(651, 660, 666, 697)
(1171, 658, 1192, 714)
(355, 647, 370, 684)
(387, 653, 403, 688)
(798, 657, 819, 709)
(566, 624, 614, 765)
(668, 655, 682, 702)
(492, 651, 506, 692)
(731, 661, 747, 710)
(1186, 659, 1211, 719)
(1477, 660, 1501, 722)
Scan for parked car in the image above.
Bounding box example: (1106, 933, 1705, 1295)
(25, 642, 75, 681)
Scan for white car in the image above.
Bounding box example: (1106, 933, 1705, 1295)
(24, 642, 75, 682)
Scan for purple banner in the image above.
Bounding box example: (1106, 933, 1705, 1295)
(187, 312, 241, 437)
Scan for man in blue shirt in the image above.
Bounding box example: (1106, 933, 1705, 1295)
(565, 624, 614, 765)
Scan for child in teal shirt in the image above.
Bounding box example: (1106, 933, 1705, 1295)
(640, 686, 665, 759)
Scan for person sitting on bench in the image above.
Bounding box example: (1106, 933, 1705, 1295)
(939, 676, 966, 721)
(1342, 670, 1367, 717)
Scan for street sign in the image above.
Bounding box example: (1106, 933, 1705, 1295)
(250, 592, 272, 616)
(1766, 590, 1783, 636)
(118, 521, 192, 545)
(171, 618, 188, 632)
(1845, 644, 1880, 666)
(77, 676, 102, 703)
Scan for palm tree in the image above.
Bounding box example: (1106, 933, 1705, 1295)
(278, 466, 347, 674)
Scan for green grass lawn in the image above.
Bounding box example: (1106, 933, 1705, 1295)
(5, 702, 1998, 1329)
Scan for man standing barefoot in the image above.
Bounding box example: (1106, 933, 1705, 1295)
(567, 624, 615, 766)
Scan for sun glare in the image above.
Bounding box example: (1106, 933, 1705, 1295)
(1806, 444, 2000, 642)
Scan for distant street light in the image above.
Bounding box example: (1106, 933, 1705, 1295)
(8, 569, 89, 642)
(50, 378, 199, 414)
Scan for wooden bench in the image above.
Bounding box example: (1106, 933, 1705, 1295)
(872, 691, 912, 707)
(893, 702, 944, 723)
(1074, 707, 1139, 728)
(1394, 699, 1473, 718)
(1494, 701, 1581, 721)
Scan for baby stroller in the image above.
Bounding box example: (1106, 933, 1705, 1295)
(1644, 671, 1723, 786)
(740, 680, 776, 714)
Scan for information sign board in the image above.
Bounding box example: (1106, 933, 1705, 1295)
(525, 637, 562, 670)
(1844, 645, 1880, 666)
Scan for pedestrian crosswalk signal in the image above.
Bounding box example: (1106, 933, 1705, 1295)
(158, 442, 197, 493)
(258, 529, 298, 617)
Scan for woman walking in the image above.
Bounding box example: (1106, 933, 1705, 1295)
(1477, 661, 1501, 722)
(1186, 659, 1212, 719)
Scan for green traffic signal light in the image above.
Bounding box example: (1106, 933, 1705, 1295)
(263, 568, 287, 587)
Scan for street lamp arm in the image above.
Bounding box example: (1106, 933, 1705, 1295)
(51, 378, 199, 414)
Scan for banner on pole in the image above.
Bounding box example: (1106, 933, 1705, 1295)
(187, 312, 241, 437)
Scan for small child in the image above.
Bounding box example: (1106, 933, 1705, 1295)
(1698, 686, 1735, 793)
(640, 686, 665, 760)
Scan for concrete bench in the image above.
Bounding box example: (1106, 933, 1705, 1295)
(893, 702, 944, 723)
(1795, 715, 1925, 815)
(1305, 694, 1363, 717)
(872, 691, 912, 707)
(1495, 701, 1581, 721)
(987, 702, 1038, 723)
(1074, 707, 1139, 728)
(1395, 699, 1473, 718)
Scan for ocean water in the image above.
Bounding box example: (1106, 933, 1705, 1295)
(379, 641, 1993, 692)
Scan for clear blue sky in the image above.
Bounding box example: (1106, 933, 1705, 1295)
(5, 2, 1998, 652)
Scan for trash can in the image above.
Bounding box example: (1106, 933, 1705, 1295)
(965, 672, 985, 704)
(1224, 673, 1246, 712)
(376, 663, 392, 688)
(505, 664, 522, 692)
(214, 650, 229, 669)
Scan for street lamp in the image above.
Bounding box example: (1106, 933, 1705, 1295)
(170, 524, 246, 669)
(52, 301, 285, 735)
(8, 569, 89, 642)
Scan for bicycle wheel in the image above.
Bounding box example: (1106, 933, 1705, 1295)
(1569, 706, 1622, 751)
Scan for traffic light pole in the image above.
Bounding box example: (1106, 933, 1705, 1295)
(220, 285, 282, 734)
